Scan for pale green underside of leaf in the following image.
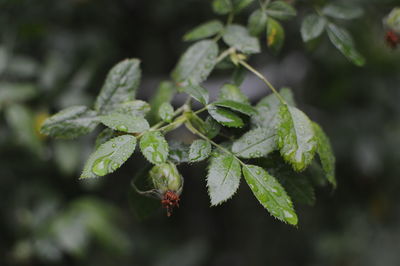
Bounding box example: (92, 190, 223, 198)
(189, 139, 212, 162)
(322, 3, 363, 20)
(223, 24, 261, 54)
(248, 9, 268, 36)
(159, 102, 174, 122)
(312, 122, 336, 187)
(251, 87, 295, 129)
(95, 59, 141, 114)
(277, 104, 317, 172)
(81, 135, 137, 178)
(208, 105, 244, 128)
(172, 40, 219, 86)
(100, 113, 149, 133)
(213, 100, 256, 116)
(242, 164, 297, 225)
(183, 20, 224, 41)
(326, 23, 365, 66)
(139, 131, 169, 165)
(266, 1, 297, 20)
(207, 153, 241, 206)
(41, 105, 99, 139)
(232, 127, 276, 158)
(301, 14, 326, 42)
(181, 84, 209, 105)
(218, 83, 249, 104)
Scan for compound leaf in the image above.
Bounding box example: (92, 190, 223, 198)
(218, 83, 249, 104)
(242, 164, 297, 225)
(248, 9, 268, 36)
(95, 59, 141, 114)
(41, 106, 99, 139)
(81, 135, 137, 178)
(180, 84, 209, 105)
(232, 127, 276, 158)
(301, 14, 326, 42)
(139, 131, 169, 165)
(207, 152, 241, 205)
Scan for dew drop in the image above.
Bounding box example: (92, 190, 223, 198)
(116, 125, 128, 132)
(283, 209, 298, 225)
(92, 156, 111, 176)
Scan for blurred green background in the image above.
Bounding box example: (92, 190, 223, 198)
(1, 0, 400, 265)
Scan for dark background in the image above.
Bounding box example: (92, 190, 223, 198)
(1, 0, 400, 265)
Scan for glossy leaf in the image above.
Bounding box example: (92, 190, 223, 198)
(251, 87, 295, 129)
(100, 113, 149, 133)
(114, 100, 150, 116)
(95, 128, 115, 149)
(218, 83, 249, 104)
(159, 102, 174, 123)
(322, 3, 363, 20)
(95, 59, 141, 114)
(266, 18, 285, 53)
(231, 67, 247, 87)
(232, 127, 276, 158)
(212, 100, 256, 116)
(223, 24, 261, 54)
(189, 139, 212, 162)
(81, 135, 137, 178)
(212, 0, 232, 15)
(266, 1, 297, 20)
(186, 114, 221, 139)
(168, 140, 190, 164)
(172, 40, 218, 86)
(313, 122, 336, 187)
(148, 81, 176, 123)
(208, 105, 244, 128)
(181, 84, 209, 105)
(277, 104, 317, 172)
(242, 164, 297, 225)
(232, 0, 254, 13)
(139, 131, 169, 165)
(327, 23, 365, 66)
(301, 14, 326, 42)
(207, 152, 241, 205)
(247, 9, 268, 36)
(183, 20, 224, 41)
(41, 106, 99, 139)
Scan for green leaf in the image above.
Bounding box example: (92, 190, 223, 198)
(186, 114, 221, 139)
(139, 131, 169, 164)
(223, 24, 261, 54)
(114, 100, 150, 116)
(172, 40, 218, 86)
(326, 23, 365, 66)
(322, 3, 363, 20)
(189, 139, 212, 162)
(41, 106, 99, 139)
(242, 164, 297, 225)
(158, 102, 174, 123)
(232, 0, 254, 13)
(247, 9, 268, 36)
(148, 81, 176, 123)
(168, 140, 190, 164)
(212, 0, 232, 15)
(0, 83, 37, 108)
(266, 17, 285, 53)
(301, 14, 326, 42)
(183, 20, 224, 41)
(95, 128, 115, 149)
(180, 84, 209, 105)
(312, 122, 336, 187)
(266, 1, 297, 20)
(95, 59, 141, 114)
(231, 67, 247, 87)
(207, 152, 241, 205)
(276, 104, 317, 172)
(100, 113, 149, 133)
(212, 100, 256, 116)
(81, 135, 137, 178)
(218, 83, 249, 104)
(385, 8, 400, 34)
(5, 104, 42, 154)
(232, 127, 276, 158)
(251, 87, 295, 129)
(208, 105, 244, 128)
